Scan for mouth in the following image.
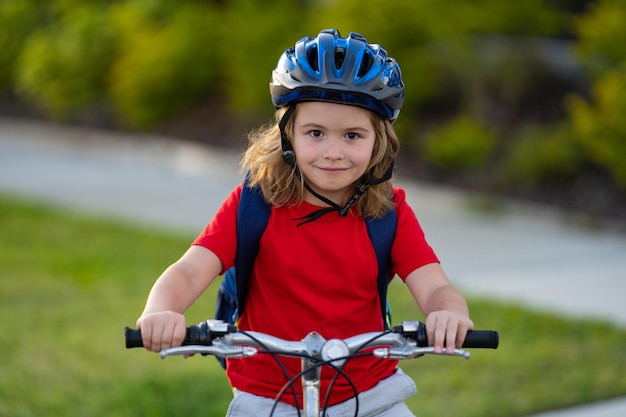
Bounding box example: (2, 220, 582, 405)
(318, 167, 348, 173)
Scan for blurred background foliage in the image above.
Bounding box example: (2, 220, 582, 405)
(1, 0, 625, 220)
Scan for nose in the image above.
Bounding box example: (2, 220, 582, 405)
(322, 137, 344, 160)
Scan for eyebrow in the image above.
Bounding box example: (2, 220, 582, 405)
(299, 122, 371, 132)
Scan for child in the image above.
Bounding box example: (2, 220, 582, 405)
(136, 29, 474, 417)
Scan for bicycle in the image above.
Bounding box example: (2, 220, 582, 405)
(126, 319, 498, 417)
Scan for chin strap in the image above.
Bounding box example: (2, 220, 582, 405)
(280, 105, 297, 166)
(278, 105, 394, 226)
(292, 163, 394, 226)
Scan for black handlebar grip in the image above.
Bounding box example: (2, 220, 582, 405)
(125, 327, 144, 348)
(462, 330, 499, 349)
(395, 322, 499, 349)
(125, 322, 214, 349)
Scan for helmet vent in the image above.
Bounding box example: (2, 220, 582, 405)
(334, 48, 345, 70)
(307, 47, 319, 72)
(357, 53, 372, 78)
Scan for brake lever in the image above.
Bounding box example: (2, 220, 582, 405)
(372, 345, 470, 360)
(160, 340, 258, 360)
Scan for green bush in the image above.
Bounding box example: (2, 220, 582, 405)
(215, 0, 306, 113)
(3, 0, 574, 130)
(14, 4, 117, 117)
(443, 0, 566, 36)
(108, 2, 221, 129)
(423, 114, 495, 171)
(567, 70, 626, 188)
(0, 0, 44, 91)
(498, 123, 585, 187)
(566, 0, 626, 189)
(574, 0, 626, 74)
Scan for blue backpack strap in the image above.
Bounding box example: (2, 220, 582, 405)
(216, 173, 271, 323)
(214, 173, 271, 369)
(365, 207, 397, 329)
(233, 173, 272, 318)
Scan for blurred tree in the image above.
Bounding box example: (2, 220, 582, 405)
(108, 1, 221, 128)
(423, 113, 495, 172)
(0, 1, 43, 91)
(566, 0, 626, 188)
(216, 0, 305, 113)
(4, 0, 577, 128)
(15, 4, 117, 118)
(498, 123, 585, 187)
(574, 0, 626, 73)
(568, 70, 626, 188)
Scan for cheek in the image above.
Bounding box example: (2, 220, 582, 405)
(293, 136, 316, 162)
(354, 142, 376, 166)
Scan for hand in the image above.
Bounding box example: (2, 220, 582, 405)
(136, 311, 187, 352)
(425, 311, 474, 354)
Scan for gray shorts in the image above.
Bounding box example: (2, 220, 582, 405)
(225, 367, 417, 417)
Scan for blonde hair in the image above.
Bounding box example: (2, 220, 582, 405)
(241, 104, 400, 218)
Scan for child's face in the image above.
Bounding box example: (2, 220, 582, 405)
(292, 101, 376, 206)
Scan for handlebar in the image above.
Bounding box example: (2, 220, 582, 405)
(126, 320, 498, 417)
(125, 320, 498, 361)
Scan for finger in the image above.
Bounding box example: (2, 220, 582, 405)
(455, 321, 469, 349)
(172, 321, 186, 347)
(446, 322, 458, 354)
(162, 320, 178, 351)
(432, 317, 448, 354)
(425, 315, 440, 352)
(152, 322, 166, 352)
(138, 322, 153, 352)
(455, 317, 475, 348)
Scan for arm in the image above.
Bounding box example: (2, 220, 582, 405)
(404, 263, 474, 354)
(136, 245, 223, 352)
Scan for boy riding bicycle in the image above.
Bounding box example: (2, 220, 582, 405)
(135, 29, 474, 417)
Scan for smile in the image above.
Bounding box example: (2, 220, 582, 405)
(318, 167, 348, 173)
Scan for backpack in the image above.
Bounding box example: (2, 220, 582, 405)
(214, 173, 397, 368)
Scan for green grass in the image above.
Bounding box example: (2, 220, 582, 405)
(1, 195, 625, 417)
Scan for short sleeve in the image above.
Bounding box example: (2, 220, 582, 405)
(391, 187, 440, 280)
(192, 183, 242, 274)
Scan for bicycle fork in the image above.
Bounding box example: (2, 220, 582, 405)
(300, 331, 326, 417)
(302, 356, 321, 417)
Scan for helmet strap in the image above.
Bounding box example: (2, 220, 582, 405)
(294, 162, 395, 226)
(338, 161, 394, 216)
(279, 105, 297, 166)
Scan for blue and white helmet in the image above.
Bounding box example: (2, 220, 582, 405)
(270, 29, 405, 122)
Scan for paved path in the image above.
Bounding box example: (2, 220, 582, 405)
(1, 117, 625, 416)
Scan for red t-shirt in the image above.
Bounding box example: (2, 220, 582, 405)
(193, 183, 439, 407)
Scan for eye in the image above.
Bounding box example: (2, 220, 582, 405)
(309, 129, 323, 138)
(346, 132, 361, 140)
